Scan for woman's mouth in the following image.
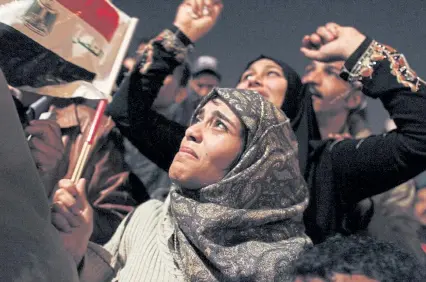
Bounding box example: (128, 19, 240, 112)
(179, 146, 198, 159)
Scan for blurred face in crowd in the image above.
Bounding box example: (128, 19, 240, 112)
(295, 273, 378, 282)
(302, 61, 360, 114)
(236, 59, 288, 108)
(153, 65, 187, 108)
(415, 188, 426, 225)
(190, 72, 220, 97)
(169, 98, 244, 189)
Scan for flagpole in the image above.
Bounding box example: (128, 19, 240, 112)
(71, 99, 108, 183)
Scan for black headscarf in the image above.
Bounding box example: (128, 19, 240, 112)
(239, 55, 321, 175)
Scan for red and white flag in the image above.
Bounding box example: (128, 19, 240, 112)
(0, 0, 138, 99)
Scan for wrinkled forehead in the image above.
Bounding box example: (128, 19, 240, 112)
(196, 97, 227, 112)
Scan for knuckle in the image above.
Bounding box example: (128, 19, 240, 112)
(317, 26, 325, 33)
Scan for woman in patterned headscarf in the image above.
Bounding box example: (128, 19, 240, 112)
(167, 88, 311, 281)
(58, 88, 311, 281)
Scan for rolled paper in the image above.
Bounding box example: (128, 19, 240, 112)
(71, 99, 108, 182)
(87, 99, 107, 144)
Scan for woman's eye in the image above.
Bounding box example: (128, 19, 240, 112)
(241, 73, 252, 81)
(267, 71, 281, 77)
(215, 120, 228, 131)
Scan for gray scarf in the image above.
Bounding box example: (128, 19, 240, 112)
(170, 88, 311, 281)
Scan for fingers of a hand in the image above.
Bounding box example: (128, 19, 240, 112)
(51, 202, 81, 228)
(26, 125, 64, 153)
(183, 0, 199, 19)
(28, 120, 62, 141)
(210, 0, 223, 19)
(75, 179, 89, 207)
(309, 33, 323, 47)
(316, 26, 335, 43)
(204, 0, 213, 8)
(193, 0, 202, 16)
(29, 136, 63, 157)
(300, 47, 323, 61)
(301, 35, 312, 48)
(58, 179, 78, 197)
(31, 151, 58, 172)
(325, 22, 340, 37)
(51, 212, 72, 233)
(54, 188, 82, 212)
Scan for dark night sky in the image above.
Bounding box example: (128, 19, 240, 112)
(113, 0, 426, 133)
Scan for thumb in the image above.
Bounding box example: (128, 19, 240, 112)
(75, 178, 89, 206)
(300, 47, 324, 61)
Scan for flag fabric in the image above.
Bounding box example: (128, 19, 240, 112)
(0, 0, 138, 99)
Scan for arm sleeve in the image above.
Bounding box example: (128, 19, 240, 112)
(106, 28, 190, 171)
(79, 201, 164, 281)
(78, 209, 136, 282)
(332, 38, 426, 204)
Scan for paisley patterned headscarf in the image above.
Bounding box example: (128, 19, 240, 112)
(169, 88, 311, 281)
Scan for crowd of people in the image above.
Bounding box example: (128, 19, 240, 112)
(2, 0, 426, 281)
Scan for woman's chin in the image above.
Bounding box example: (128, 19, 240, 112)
(169, 171, 202, 191)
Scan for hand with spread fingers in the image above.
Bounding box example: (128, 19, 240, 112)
(51, 179, 93, 266)
(25, 119, 68, 197)
(174, 0, 223, 42)
(300, 23, 366, 62)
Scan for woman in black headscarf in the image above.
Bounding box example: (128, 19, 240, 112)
(108, 4, 426, 245)
(233, 29, 426, 244)
(236, 55, 320, 177)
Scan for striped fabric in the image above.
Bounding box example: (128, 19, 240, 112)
(80, 199, 184, 282)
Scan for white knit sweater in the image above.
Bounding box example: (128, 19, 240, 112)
(79, 199, 184, 282)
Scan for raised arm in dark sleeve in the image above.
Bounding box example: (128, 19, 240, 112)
(107, 27, 191, 171)
(331, 38, 426, 204)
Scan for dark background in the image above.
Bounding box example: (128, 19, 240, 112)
(113, 0, 426, 133)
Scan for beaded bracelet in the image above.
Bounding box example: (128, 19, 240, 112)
(341, 40, 425, 92)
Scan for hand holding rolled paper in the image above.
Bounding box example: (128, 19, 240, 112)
(51, 178, 93, 266)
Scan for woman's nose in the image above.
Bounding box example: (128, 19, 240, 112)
(247, 75, 262, 87)
(185, 122, 203, 143)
